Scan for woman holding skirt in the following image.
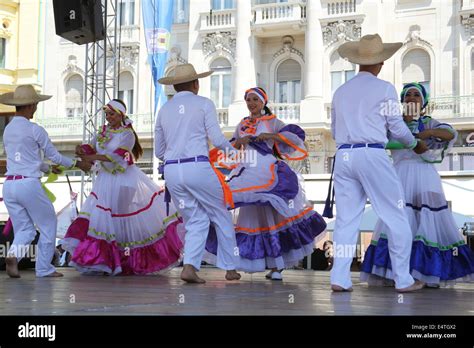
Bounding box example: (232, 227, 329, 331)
(64, 99, 184, 275)
(205, 87, 327, 280)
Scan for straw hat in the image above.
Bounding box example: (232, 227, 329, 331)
(158, 63, 213, 85)
(337, 34, 403, 65)
(0, 85, 52, 106)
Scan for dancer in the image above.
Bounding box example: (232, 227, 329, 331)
(156, 63, 241, 284)
(0, 85, 91, 278)
(361, 82, 474, 287)
(63, 99, 184, 275)
(205, 87, 327, 280)
(329, 34, 428, 292)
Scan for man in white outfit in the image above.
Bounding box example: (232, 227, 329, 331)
(330, 35, 427, 293)
(156, 64, 241, 284)
(0, 85, 91, 278)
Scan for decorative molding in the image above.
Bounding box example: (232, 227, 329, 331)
(118, 45, 139, 69)
(167, 46, 187, 66)
(403, 25, 432, 47)
(305, 132, 324, 152)
(322, 19, 361, 46)
(202, 31, 236, 58)
(272, 35, 304, 62)
(61, 58, 85, 79)
(461, 15, 474, 41)
(0, 16, 13, 38)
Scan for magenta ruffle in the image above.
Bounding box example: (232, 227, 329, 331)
(67, 218, 184, 275)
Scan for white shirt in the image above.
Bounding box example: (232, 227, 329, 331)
(155, 91, 235, 161)
(331, 72, 416, 148)
(3, 116, 74, 178)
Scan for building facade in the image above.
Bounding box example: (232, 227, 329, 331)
(0, 0, 45, 172)
(39, 0, 474, 175)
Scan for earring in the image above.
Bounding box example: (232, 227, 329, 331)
(260, 109, 266, 115)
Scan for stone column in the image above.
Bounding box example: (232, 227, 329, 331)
(228, 0, 256, 126)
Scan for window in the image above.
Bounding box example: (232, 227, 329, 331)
(118, 71, 134, 114)
(173, 0, 190, 24)
(330, 51, 356, 95)
(211, 0, 234, 10)
(0, 38, 5, 69)
(65, 75, 84, 118)
(256, 0, 288, 4)
(210, 58, 232, 109)
(402, 48, 431, 94)
(119, 0, 135, 26)
(276, 59, 301, 103)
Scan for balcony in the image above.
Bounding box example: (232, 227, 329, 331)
(251, 1, 307, 37)
(270, 103, 300, 122)
(38, 113, 156, 140)
(107, 25, 140, 46)
(427, 96, 474, 125)
(322, 0, 357, 16)
(217, 108, 229, 127)
(200, 9, 236, 33)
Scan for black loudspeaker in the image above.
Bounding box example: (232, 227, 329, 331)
(52, 0, 105, 45)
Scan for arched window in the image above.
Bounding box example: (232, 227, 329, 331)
(118, 71, 134, 114)
(276, 59, 301, 103)
(402, 48, 431, 94)
(210, 58, 232, 109)
(330, 50, 355, 95)
(65, 74, 84, 118)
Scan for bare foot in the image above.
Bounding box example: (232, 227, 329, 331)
(225, 270, 241, 281)
(6, 257, 20, 278)
(42, 271, 64, 278)
(396, 280, 425, 293)
(181, 265, 206, 284)
(331, 284, 353, 292)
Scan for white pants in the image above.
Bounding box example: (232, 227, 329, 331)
(164, 161, 238, 271)
(330, 148, 415, 289)
(2, 178, 57, 277)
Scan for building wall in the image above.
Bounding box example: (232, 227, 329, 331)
(39, 0, 474, 174)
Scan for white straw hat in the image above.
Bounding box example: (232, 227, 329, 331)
(158, 63, 213, 85)
(0, 85, 52, 106)
(337, 34, 403, 65)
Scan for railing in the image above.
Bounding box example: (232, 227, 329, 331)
(37, 113, 156, 138)
(270, 103, 300, 121)
(325, 0, 356, 15)
(107, 25, 140, 44)
(217, 108, 229, 127)
(427, 96, 474, 119)
(252, 2, 306, 25)
(200, 9, 236, 31)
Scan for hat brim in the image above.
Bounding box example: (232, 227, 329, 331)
(158, 71, 214, 85)
(0, 93, 52, 106)
(338, 42, 403, 65)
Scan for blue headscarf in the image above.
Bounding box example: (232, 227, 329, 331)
(400, 82, 429, 110)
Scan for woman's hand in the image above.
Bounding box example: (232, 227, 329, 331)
(51, 165, 63, 174)
(234, 136, 252, 149)
(254, 133, 277, 142)
(415, 130, 433, 140)
(75, 145, 85, 156)
(78, 154, 97, 162)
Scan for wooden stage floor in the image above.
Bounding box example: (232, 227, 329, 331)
(0, 267, 473, 316)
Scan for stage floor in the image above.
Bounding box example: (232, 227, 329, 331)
(0, 267, 473, 316)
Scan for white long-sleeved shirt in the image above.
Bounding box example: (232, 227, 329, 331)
(155, 91, 235, 161)
(3, 116, 74, 178)
(331, 71, 417, 148)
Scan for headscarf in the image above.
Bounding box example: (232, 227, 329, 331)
(103, 100, 133, 126)
(244, 87, 268, 105)
(400, 82, 429, 110)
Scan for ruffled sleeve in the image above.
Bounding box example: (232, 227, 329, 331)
(420, 117, 457, 163)
(274, 120, 308, 161)
(101, 129, 136, 174)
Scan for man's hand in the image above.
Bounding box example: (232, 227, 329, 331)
(234, 136, 252, 149)
(413, 140, 429, 154)
(51, 165, 62, 174)
(76, 160, 92, 172)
